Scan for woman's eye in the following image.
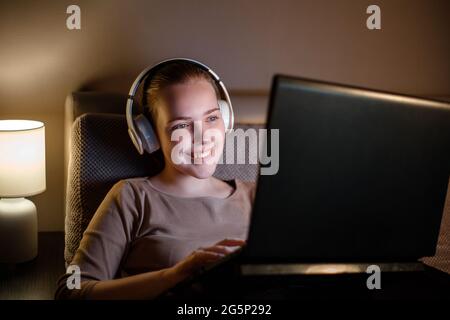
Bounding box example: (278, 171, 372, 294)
(207, 115, 219, 122)
(172, 123, 189, 131)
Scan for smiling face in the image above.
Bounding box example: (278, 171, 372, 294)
(152, 78, 225, 179)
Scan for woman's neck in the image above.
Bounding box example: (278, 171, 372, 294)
(161, 165, 209, 189)
(150, 165, 233, 198)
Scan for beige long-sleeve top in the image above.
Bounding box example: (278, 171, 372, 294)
(55, 177, 256, 299)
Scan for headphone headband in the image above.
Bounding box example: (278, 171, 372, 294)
(127, 58, 221, 99)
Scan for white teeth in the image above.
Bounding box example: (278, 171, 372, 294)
(193, 149, 211, 159)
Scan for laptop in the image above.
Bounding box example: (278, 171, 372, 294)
(172, 75, 450, 289)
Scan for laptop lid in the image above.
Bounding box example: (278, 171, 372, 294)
(243, 75, 450, 263)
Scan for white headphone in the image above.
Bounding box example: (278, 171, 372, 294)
(126, 58, 234, 155)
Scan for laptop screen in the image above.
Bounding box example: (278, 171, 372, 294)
(244, 75, 450, 263)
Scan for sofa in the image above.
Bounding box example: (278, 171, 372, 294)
(64, 92, 263, 265)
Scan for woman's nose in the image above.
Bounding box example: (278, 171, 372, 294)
(192, 120, 203, 145)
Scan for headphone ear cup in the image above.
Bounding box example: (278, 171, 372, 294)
(134, 114, 161, 153)
(218, 99, 233, 131)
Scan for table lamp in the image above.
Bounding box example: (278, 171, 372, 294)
(0, 120, 46, 263)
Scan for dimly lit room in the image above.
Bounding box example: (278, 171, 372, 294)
(0, 0, 449, 313)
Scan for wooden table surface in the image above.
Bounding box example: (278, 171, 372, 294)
(0, 232, 65, 300)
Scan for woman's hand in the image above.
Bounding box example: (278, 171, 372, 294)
(70, 239, 246, 300)
(169, 238, 246, 281)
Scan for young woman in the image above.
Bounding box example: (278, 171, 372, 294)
(56, 60, 256, 300)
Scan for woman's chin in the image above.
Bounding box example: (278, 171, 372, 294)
(178, 163, 217, 179)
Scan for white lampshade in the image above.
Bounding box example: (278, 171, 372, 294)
(0, 120, 46, 197)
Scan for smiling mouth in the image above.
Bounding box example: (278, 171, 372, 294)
(191, 149, 212, 159)
(184, 143, 215, 160)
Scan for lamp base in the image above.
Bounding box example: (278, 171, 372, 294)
(0, 198, 38, 263)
